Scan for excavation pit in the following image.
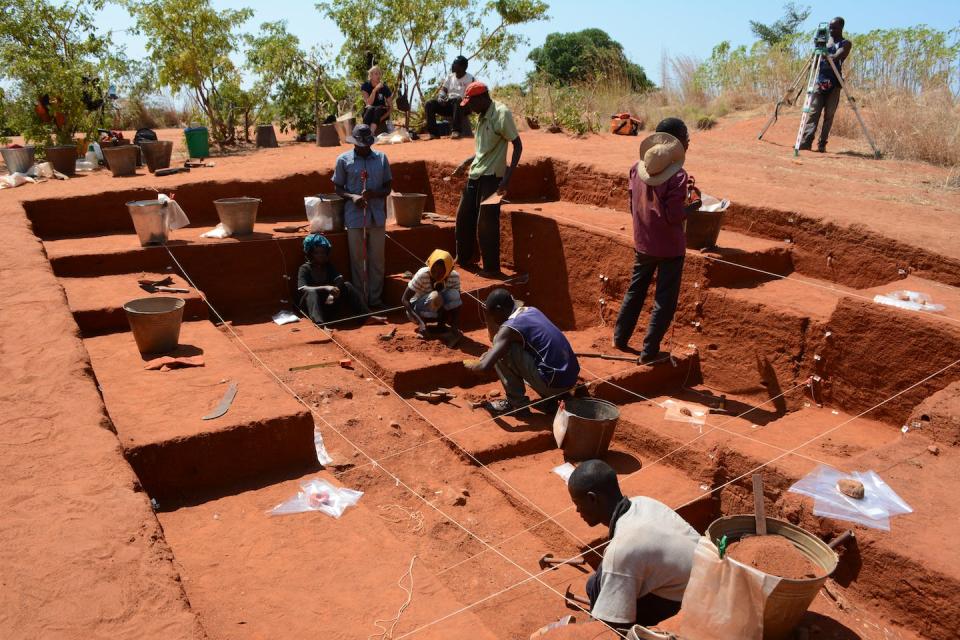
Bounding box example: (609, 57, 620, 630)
(10, 141, 960, 640)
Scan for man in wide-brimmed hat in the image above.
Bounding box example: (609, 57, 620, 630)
(333, 123, 393, 309)
(613, 118, 690, 363)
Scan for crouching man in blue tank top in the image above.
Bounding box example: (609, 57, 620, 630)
(464, 288, 580, 417)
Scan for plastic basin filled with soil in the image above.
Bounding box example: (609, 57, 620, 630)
(214, 197, 261, 235)
(391, 192, 427, 227)
(708, 515, 837, 640)
(123, 296, 185, 354)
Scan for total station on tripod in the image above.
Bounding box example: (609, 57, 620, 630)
(813, 22, 829, 51)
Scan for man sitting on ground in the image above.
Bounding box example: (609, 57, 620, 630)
(613, 118, 691, 364)
(298, 233, 367, 326)
(425, 55, 474, 139)
(402, 249, 463, 347)
(568, 460, 700, 630)
(465, 288, 579, 416)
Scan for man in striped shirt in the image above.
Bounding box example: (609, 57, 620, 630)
(402, 249, 463, 347)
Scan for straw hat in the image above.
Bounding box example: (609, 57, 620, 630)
(635, 132, 685, 186)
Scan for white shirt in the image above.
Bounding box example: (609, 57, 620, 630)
(441, 72, 475, 100)
(592, 497, 700, 624)
(406, 266, 461, 301)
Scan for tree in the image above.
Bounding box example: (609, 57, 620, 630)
(749, 2, 811, 47)
(318, 0, 548, 109)
(0, 0, 129, 147)
(123, 0, 253, 146)
(527, 29, 653, 92)
(245, 21, 346, 139)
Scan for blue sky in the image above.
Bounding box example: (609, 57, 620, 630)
(98, 0, 960, 89)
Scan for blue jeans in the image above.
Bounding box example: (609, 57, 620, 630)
(412, 289, 462, 319)
(613, 252, 684, 356)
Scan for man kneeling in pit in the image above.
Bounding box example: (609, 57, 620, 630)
(464, 288, 579, 417)
(568, 459, 699, 630)
(402, 249, 463, 347)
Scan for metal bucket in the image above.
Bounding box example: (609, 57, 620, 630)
(44, 145, 77, 176)
(1, 146, 36, 174)
(123, 296, 185, 354)
(553, 397, 620, 461)
(102, 145, 138, 177)
(308, 193, 345, 232)
(707, 515, 838, 640)
(127, 199, 169, 246)
(391, 192, 427, 227)
(214, 197, 261, 235)
(334, 114, 356, 144)
(140, 140, 173, 173)
(686, 210, 726, 249)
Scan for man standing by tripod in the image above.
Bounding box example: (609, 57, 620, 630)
(799, 17, 852, 152)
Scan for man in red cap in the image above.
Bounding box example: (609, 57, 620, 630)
(451, 81, 522, 277)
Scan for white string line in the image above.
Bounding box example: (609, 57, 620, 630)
(331, 358, 659, 481)
(399, 358, 959, 639)
(541, 210, 960, 329)
(162, 244, 627, 639)
(289, 304, 594, 549)
(369, 554, 417, 640)
(433, 374, 807, 578)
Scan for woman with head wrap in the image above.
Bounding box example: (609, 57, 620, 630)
(298, 234, 368, 326)
(402, 248, 463, 347)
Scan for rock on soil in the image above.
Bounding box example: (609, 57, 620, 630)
(727, 535, 825, 580)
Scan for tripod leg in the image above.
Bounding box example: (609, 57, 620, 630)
(825, 56, 881, 158)
(794, 54, 823, 155)
(758, 55, 814, 140)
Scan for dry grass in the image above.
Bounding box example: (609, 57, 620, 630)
(832, 87, 960, 166)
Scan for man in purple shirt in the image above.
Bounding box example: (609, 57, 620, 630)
(613, 118, 690, 363)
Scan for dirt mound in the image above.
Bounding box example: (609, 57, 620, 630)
(727, 535, 825, 580)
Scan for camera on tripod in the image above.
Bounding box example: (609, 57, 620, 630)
(813, 22, 829, 50)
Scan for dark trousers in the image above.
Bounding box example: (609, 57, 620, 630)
(800, 86, 841, 148)
(299, 283, 366, 325)
(586, 567, 682, 626)
(455, 175, 501, 272)
(362, 105, 390, 129)
(613, 252, 684, 357)
(425, 99, 464, 135)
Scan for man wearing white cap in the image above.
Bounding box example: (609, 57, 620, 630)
(613, 118, 690, 363)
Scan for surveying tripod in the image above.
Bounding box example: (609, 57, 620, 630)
(758, 26, 880, 158)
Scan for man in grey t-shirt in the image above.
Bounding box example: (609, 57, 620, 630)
(568, 460, 700, 628)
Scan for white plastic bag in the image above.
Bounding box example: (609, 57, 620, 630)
(0, 173, 35, 189)
(158, 193, 191, 231)
(873, 290, 944, 313)
(268, 478, 362, 518)
(314, 428, 333, 465)
(305, 196, 343, 233)
(679, 537, 781, 640)
(698, 193, 730, 212)
(663, 399, 707, 425)
(200, 223, 231, 239)
(788, 464, 912, 530)
(552, 462, 575, 484)
(272, 310, 299, 325)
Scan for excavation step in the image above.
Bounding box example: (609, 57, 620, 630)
(381, 266, 521, 331)
(156, 470, 501, 640)
(59, 272, 208, 336)
(83, 320, 316, 502)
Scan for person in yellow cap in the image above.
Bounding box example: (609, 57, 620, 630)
(402, 249, 463, 347)
(613, 118, 691, 364)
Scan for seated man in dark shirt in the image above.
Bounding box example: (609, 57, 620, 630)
(298, 233, 367, 326)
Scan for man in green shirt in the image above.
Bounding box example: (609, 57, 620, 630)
(451, 81, 522, 277)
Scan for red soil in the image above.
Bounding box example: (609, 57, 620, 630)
(2, 117, 958, 639)
(727, 534, 825, 580)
